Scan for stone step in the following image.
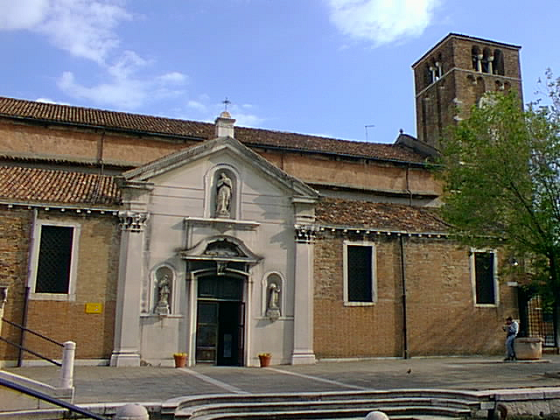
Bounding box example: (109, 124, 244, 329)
(175, 397, 479, 416)
(0, 408, 66, 420)
(166, 390, 483, 415)
(179, 405, 473, 420)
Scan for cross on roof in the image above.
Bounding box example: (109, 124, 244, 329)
(222, 98, 231, 111)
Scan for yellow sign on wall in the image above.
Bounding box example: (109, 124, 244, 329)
(85, 303, 103, 314)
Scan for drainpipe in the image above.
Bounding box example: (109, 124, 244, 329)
(19, 209, 38, 366)
(400, 235, 409, 359)
(405, 165, 413, 206)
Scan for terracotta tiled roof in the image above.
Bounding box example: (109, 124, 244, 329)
(0, 166, 120, 207)
(0, 96, 426, 164)
(316, 197, 449, 233)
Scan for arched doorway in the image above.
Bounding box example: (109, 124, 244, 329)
(196, 275, 245, 365)
(181, 235, 262, 366)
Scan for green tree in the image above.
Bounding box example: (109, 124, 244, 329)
(437, 86, 560, 345)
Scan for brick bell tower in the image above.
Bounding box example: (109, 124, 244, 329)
(412, 33, 523, 149)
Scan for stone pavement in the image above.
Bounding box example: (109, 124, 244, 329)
(5, 356, 560, 405)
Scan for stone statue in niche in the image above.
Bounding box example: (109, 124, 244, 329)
(266, 282, 281, 321)
(215, 172, 233, 218)
(155, 274, 171, 316)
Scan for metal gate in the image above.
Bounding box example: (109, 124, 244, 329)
(526, 295, 555, 346)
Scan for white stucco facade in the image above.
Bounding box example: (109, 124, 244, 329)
(110, 120, 319, 367)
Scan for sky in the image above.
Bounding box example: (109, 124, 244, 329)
(1, 0, 559, 144)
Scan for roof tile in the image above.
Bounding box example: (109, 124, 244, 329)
(0, 166, 120, 207)
(316, 197, 448, 232)
(0, 96, 426, 163)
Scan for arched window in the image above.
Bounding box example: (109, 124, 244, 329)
(482, 48, 492, 73)
(472, 46, 481, 71)
(425, 63, 433, 86)
(435, 53, 443, 79)
(493, 49, 504, 75)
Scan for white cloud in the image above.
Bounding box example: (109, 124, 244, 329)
(107, 50, 149, 79)
(57, 66, 188, 110)
(227, 104, 264, 128)
(188, 100, 208, 113)
(0, 0, 131, 64)
(2, 0, 188, 110)
(35, 97, 65, 105)
(233, 112, 265, 128)
(58, 71, 147, 109)
(178, 98, 264, 128)
(158, 72, 188, 85)
(326, 0, 440, 46)
(0, 0, 188, 110)
(0, 0, 49, 30)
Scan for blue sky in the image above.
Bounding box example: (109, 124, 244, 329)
(1, 0, 559, 144)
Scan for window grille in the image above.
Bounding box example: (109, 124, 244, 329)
(474, 251, 496, 304)
(35, 225, 74, 294)
(346, 245, 373, 302)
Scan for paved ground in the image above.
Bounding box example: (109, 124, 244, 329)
(6, 356, 560, 405)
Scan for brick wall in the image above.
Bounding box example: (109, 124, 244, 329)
(0, 120, 198, 166)
(0, 209, 120, 362)
(414, 35, 523, 147)
(0, 208, 32, 360)
(314, 234, 517, 358)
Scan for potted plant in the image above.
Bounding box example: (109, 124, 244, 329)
(258, 353, 272, 367)
(173, 352, 187, 368)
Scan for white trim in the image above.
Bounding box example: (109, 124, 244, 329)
(343, 240, 377, 305)
(28, 220, 81, 301)
(470, 248, 499, 307)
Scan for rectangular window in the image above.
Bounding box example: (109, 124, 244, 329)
(30, 221, 79, 299)
(471, 250, 498, 305)
(344, 242, 377, 305)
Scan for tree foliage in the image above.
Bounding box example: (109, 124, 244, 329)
(437, 83, 560, 310)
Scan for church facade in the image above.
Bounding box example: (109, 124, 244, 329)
(0, 34, 524, 367)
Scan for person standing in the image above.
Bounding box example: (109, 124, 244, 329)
(503, 316, 519, 361)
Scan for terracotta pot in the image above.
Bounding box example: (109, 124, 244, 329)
(173, 354, 187, 368)
(258, 354, 271, 367)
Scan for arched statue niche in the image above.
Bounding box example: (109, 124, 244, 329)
(203, 165, 241, 220)
(153, 265, 175, 316)
(263, 273, 284, 321)
(215, 171, 233, 218)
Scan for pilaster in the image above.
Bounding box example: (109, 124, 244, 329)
(291, 227, 316, 364)
(110, 210, 149, 367)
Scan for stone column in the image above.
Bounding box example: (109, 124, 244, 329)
(291, 228, 316, 364)
(110, 211, 149, 367)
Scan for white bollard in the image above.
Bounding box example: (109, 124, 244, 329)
(60, 341, 76, 389)
(365, 411, 390, 420)
(114, 404, 149, 420)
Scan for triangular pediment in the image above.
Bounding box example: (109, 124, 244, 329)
(120, 136, 319, 199)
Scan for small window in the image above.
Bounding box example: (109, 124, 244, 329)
(30, 222, 79, 299)
(471, 250, 498, 305)
(344, 242, 377, 304)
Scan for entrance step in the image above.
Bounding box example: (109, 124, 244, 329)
(166, 390, 489, 419)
